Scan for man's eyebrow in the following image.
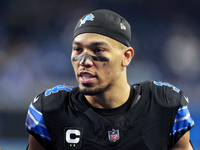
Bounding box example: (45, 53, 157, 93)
(72, 41, 82, 46)
(90, 41, 109, 47)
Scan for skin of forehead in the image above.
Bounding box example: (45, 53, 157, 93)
(73, 32, 125, 48)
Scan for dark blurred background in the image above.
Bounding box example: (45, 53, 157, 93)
(0, 0, 199, 149)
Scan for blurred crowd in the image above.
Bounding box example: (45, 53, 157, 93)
(0, 0, 199, 111)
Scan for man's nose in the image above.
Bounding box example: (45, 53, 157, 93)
(79, 52, 93, 66)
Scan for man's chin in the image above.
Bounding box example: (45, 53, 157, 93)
(79, 85, 104, 95)
(79, 82, 111, 96)
(79, 88, 101, 95)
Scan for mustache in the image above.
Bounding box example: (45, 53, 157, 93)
(72, 52, 109, 63)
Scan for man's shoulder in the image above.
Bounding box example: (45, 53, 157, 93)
(136, 80, 188, 107)
(31, 85, 78, 112)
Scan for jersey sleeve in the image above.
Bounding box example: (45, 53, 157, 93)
(170, 98, 195, 145)
(25, 85, 72, 149)
(25, 93, 52, 149)
(151, 81, 195, 146)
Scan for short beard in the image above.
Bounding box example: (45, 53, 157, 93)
(79, 83, 112, 96)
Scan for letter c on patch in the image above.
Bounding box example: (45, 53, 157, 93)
(66, 129, 81, 144)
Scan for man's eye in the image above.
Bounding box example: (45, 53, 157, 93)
(73, 48, 82, 52)
(95, 48, 104, 53)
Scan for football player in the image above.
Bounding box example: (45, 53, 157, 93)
(25, 9, 194, 150)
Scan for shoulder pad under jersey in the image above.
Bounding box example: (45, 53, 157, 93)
(148, 80, 189, 107)
(32, 85, 72, 112)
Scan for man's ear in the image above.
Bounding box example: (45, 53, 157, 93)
(122, 47, 134, 67)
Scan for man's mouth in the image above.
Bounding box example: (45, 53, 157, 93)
(78, 72, 96, 84)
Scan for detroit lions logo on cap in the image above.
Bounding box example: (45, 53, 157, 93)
(79, 14, 94, 27)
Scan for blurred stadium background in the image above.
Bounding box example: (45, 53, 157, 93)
(0, 0, 199, 149)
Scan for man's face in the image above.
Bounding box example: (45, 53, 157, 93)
(71, 33, 125, 95)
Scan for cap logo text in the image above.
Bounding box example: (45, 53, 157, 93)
(120, 23, 126, 30)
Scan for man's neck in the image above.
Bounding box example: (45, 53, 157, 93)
(84, 83, 131, 109)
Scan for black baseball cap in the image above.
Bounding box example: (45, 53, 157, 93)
(73, 9, 131, 47)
